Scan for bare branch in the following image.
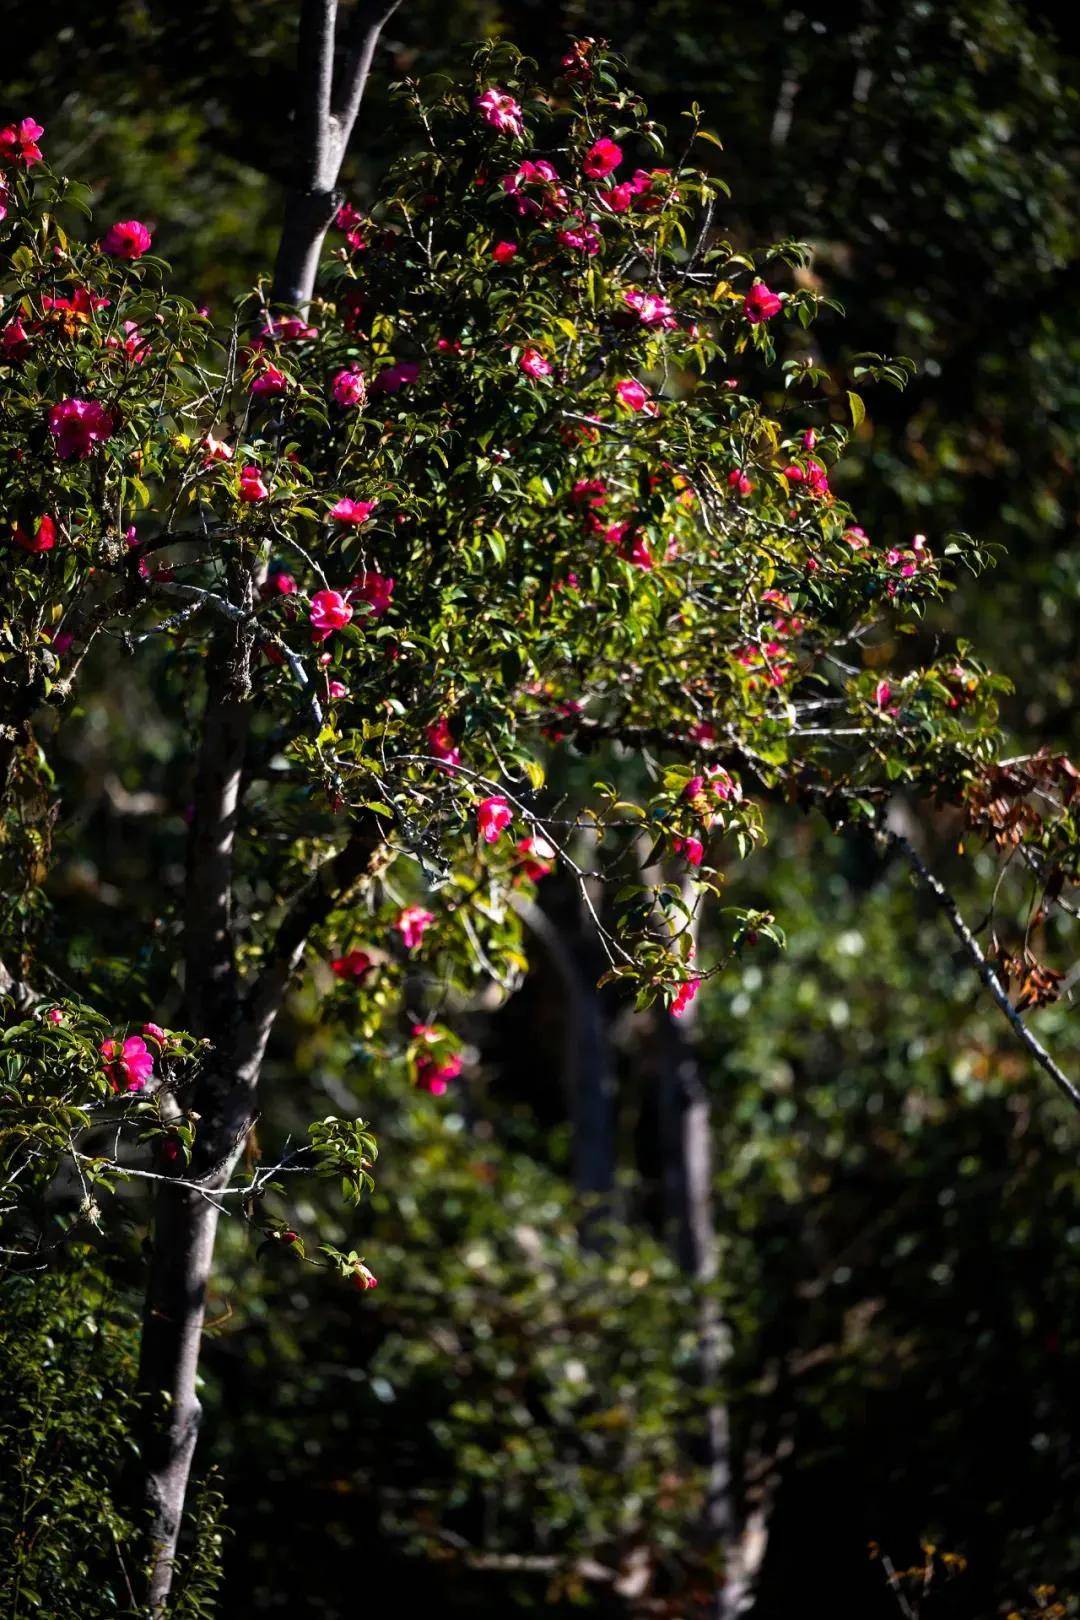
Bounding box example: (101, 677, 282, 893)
(888, 831, 1080, 1114)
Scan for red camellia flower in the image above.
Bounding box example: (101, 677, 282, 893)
(743, 281, 783, 324)
(582, 136, 622, 178)
(783, 459, 830, 499)
(727, 469, 754, 496)
(250, 363, 289, 397)
(0, 117, 44, 167)
(426, 718, 460, 766)
(671, 976, 701, 1018)
(48, 398, 114, 460)
(330, 948, 373, 981)
(0, 316, 31, 361)
(101, 1034, 154, 1092)
(492, 240, 518, 264)
(476, 795, 512, 843)
(411, 1024, 464, 1096)
(330, 366, 367, 407)
(12, 514, 56, 553)
(615, 378, 658, 414)
(329, 497, 377, 526)
(201, 433, 233, 467)
(237, 464, 269, 502)
(371, 360, 420, 394)
(672, 834, 705, 867)
(571, 478, 607, 509)
(519, 346, 552, 379)
(263, 569, 296, 597)
(352, 1262, 379, 1290)
(515, 835, 555, 883)
(396, 906, 436, 950)
(348, 571, 394, 618)
(310, 589, 353, 642)
(474, 87, 524, 138)
(259, 314, 318, 344)
(101, 219, 153, 260)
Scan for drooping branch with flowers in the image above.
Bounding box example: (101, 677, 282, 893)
(1, 26, 1078, 1611)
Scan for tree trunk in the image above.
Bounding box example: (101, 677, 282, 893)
(659, 999, 738, 1605)
(138, 1178, 228, 1611)
(660, 992, 778, 1619)
(272, 187, 341, 310)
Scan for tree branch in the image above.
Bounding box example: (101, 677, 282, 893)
(888, 831, 1080, 1114)
(241, 816, 384, 1064)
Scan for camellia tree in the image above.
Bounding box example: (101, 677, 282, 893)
(2, 10, 1079, 1614)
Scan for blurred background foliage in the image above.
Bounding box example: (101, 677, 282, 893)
(4, 0, 1080, 1614)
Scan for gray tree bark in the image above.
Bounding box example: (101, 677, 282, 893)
(272, 0, 403, 309)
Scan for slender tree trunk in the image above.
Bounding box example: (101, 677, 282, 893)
(660, 996, 781, 1619)
(659, 994, 739, 1609)
(514, 885, 617, 1245)
(134, 6, 398, 1597)
(271, 0, 403, 310)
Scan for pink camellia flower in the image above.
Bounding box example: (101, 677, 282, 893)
(50, 629, 74, 655)
(802, 428, 817, 450)
(599, 181, 635, 214)
(474, 87, 525, 139)
(844, 525, 870, 549)
(622, 532, 655, 570)
(47, 1007, 64, 1025)
(260, 313, 318, 344)
(519, 346, 552, 380)
(582, 136, 622, 178)
(492, 240, 518, 264)
(331, 948, 373, 981)
(615, 378, 656, 413)
(503, 158, 566, 217)
(673, 834, 705, 867)
(370, 360, 420, 394)
(238, 464, 269, 502)
(310, 589, 353, 642)
(874, 680, 894, 710)
(671, 976, 701, 1018)
(48, 398, 114, 460)
(1, 316, 31, 361)
(352, 1262, 378, 1290)
(556, 220, 601, 256)
(0, 117, 44, 167)
(330, 366, 367, 408)
(327, 680, 348, 700)
(101, 1034, 154, 1093)
(13, 515, 56, 553)
(783, 459, 830, 499)
(514, 834, 555, 884)
(250, 362, 289, 398)
(142, 1022, 167, 1045)
(727, 469, 754, 497)
(110, 320, 150, 364)
(743, 281, 783, 324)
(396, 905, 436, 950)
(436, 336, 462, 354)
(476, 795, 512, 843)
(262, 569, 296, 597)
(571, 478, 607, 509)
(411, 1025, 464, 1096)
(348, 570, 394, 618)
(426, 718, 460, 767)
(329, 497, 377, 526)
(687, 720, 717, 745)
(202, 433, 233, 467)
(101, 219, 153, 260)
(623, 287, 677, 329)
(336, 200, 363, 232)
